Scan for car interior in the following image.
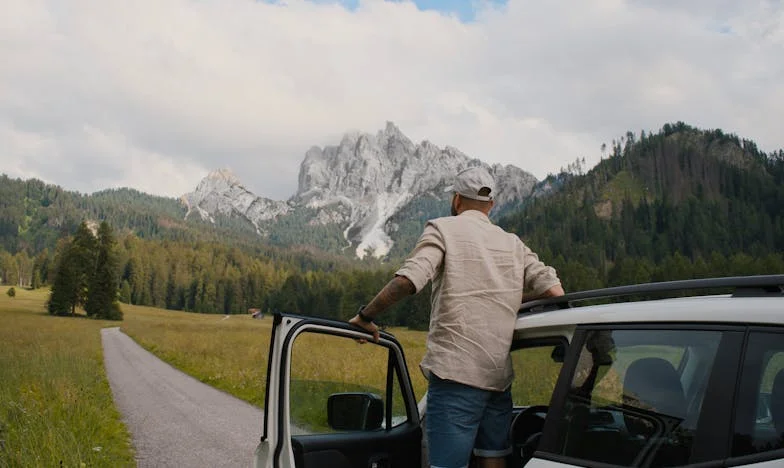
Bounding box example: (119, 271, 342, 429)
(758, 370, 784, 449)
(498, 329, 723, 467)
(735, 345, 784, 457)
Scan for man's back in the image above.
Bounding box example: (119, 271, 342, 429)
(397, 209, 554, 391)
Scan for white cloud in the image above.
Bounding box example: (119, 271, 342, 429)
(0, 0, 781, 200)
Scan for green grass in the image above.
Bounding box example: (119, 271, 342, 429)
(0, 286, 135, 468)
(510, 346, 564, 406)
(121, 304, 565, 431)
(287, 331, 412, 434)
(0, 284, 563, 465)
(290, 380, 384, 433)
(762, 353, 784, 392)
(120, 304, 431, 410)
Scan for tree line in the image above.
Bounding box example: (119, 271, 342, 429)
(4, 221, 781, 330)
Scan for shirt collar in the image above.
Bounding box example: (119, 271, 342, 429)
(459, 209, 492, 224)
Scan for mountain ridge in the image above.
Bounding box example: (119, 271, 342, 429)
(181, 121, 539, 259)
(1, 121, 781, 270)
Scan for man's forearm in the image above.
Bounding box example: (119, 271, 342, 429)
(362, 275, 416, 321)
(527, 283, 565, 301)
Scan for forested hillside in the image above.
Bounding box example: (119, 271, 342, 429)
(1, 122, 782, 330)
(1, 176, 324, 253)
(499, 122, 784, 292)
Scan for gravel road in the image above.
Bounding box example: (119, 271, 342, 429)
(101, 327, 263, 468)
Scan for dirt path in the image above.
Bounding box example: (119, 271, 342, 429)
(101, 327, 263, 467)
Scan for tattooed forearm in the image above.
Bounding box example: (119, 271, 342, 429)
(362, 275, 415, 320)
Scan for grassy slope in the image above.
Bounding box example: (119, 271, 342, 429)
(0, 287, 135, 468)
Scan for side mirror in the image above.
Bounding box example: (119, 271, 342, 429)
(327, 393, 383, 431)
(551, 343, 566, 363)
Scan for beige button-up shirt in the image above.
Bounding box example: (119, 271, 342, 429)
(395, 210, 561, 391)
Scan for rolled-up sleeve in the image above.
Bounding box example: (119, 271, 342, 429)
(522, 243, 561, 297)
(395, 222, 445, 293)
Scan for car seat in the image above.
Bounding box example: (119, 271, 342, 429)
(622, 357, 688, 466)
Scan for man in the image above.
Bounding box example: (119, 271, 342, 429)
(349, 166, 564, 468)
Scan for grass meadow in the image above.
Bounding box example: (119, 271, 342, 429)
(0, 287, 135, 468)
(119, 302, 431, 408)
(1, 285, 565, 466)
(0, 286, 430, 467)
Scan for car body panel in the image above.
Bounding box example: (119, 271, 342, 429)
(257, 276, 784, 467)
(516, 296, 784, 330)
(740, 461, 784, 467)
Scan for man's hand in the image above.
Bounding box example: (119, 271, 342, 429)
(349, 314, 380, 343)
(347, 276, 415, 343)
(544, 283, 565, 297)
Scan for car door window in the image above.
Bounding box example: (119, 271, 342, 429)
(289, 330, 408, 434)
(510, 341, 565, 407)
(731, 331, 784, 460)
(507, 340, 567, 466)
(545, 329, 723, 467)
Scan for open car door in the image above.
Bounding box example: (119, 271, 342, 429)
(255, 313, 423, 468)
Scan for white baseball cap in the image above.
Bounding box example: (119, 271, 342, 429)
(444, 167, 496, 202)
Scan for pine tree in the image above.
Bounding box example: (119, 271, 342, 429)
(85, 221, 122, 320)
(71, 222, 97, 310)
(48, 242, 78, 316)
(47, 222, 97, 316)
(119, 280, 132, 303)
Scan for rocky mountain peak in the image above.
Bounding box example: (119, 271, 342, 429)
(183, 123, 539, 259)
(190, 168, 243, 195)
(182, 168, 291, 231)
(208, 167, 240, 183)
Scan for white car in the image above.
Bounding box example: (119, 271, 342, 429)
(255, 275, 784, 468)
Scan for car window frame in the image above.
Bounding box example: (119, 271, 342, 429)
(727, 326, 784, 467)
(535, 322, 745, 468)
(509, 336, 570, 409)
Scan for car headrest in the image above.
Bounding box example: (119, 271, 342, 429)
(623, 357, 687, 422)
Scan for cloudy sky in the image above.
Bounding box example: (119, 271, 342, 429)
(1, 0, 782, 200)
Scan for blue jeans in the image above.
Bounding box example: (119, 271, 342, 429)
(426, 373, 513, 468)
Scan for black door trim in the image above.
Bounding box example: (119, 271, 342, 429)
(261, 313, 281, 442)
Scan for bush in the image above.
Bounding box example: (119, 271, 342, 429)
(106, 303, 124, 321)
(7, 287, 15, 298)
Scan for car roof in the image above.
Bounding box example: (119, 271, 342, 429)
(516, 294, 784, 330)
